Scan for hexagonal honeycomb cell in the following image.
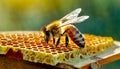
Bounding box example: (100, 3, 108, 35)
(0, 31, 114, 66)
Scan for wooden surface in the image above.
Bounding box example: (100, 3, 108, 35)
(81, 41, 120, 69)
(0, 55, 56, 69)
(81, 53, 120, 69)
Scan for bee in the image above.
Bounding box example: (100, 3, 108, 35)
(41, 8, 89, 48)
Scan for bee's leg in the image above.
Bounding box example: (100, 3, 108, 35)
(55, 35, 61, 47)
(55, 31, 66, 47)
(53, 37, 55, 44)
(60, 30, 69, 47)
(45, 36, 49, 43)
(65, 34, 69, 47)
(51, 32, 55, 45)
(45, 31, 51, 43)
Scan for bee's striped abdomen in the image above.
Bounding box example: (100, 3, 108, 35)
(66, 25, 85, 48)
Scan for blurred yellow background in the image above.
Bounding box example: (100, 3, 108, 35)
(0, 0, 120, 69)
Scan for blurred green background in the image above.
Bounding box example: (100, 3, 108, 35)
(0, 0, 119, 69)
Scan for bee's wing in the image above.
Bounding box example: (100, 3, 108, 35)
(60, 8, 81, 22)
(58, 16, 89, 28)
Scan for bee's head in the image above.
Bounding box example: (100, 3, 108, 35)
(42, 20, 61, 36)
(41, 26, 51, 43)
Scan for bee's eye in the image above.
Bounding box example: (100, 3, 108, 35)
(46, 30, 50, 36)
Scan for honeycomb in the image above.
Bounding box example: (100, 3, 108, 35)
(0, 31, 114, 66)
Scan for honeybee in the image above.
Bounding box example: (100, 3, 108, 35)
(41, 8, 89, 48)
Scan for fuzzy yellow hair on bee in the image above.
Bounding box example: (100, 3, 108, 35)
(41, 8, 89, 48)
